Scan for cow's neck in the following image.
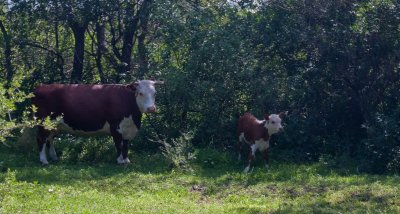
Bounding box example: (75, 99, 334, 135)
(131, 111, 142, 130)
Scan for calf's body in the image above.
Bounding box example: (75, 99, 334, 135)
(237, 112, 286, 172)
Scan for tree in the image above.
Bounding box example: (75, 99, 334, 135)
(0, 1, 13, 88)
(105, 0, 153, 82)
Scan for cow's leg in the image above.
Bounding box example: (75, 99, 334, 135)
(121, 139, 131, 164)
(111, 128, 131, 164)
(111, 130, 124, 164)
(47, 132, 58, 161)
(117, 116, 138, 164)
(37, 126, 50, 165)
(244, 144, 256, 173)
(262, 148, 269, 169)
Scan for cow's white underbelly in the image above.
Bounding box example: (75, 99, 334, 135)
(254, 139, 270, 151)
(57, 116, 138, 140)
(249, 139, 270, 158)
(239, 132, 270, 151)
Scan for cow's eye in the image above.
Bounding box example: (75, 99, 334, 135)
(271, 121, 275, 124)
(139, 92, 143, 96)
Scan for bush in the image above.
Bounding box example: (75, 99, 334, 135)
(358, 110, 400, 173)
(156, 132, 197, 171)
(56, 135, 116, 164)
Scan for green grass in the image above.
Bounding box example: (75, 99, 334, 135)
(1, 144, 399, 213)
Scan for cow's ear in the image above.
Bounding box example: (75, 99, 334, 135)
(264, 113, 269, 120)
(132, 82, 140, 88)
(279, 111, 288, 119)
(127, 82, 139, 91)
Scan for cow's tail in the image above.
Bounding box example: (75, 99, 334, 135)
(16, 126, 37, 150)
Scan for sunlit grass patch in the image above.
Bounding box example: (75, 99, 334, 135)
(1, 145, 400, 213)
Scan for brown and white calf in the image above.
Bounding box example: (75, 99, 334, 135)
(32, 80, 163, 165)
(237, 112, 287, 172)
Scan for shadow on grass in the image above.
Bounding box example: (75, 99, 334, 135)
(1, 145, 399, 190)
(188, 148, 400, 197)
(228, 181, 400, 213)
(266, 192, 398, 214)
(0, 144, 172, 186)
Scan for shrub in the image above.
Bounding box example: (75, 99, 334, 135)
(358, 110, 400, 173)
(156, 132, 197, 171)
(57, 135, 116, 164)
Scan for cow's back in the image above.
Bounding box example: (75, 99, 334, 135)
(237, 113, 268, 142)
(33, 84, 66, 118)
(32, 84, 139, 132)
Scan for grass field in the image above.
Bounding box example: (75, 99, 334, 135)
(1, 144, 399, 213)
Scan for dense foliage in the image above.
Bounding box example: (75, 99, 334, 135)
(0, 0, 399, 173)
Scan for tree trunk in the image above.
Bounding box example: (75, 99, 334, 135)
(54, 11, 65, 82)
(95, 23, 106, 83)
(137, 0, 152, 78)
(69, 21, 87, 83)
(118, 17, 139, 82)
(0, 20, 13, 88)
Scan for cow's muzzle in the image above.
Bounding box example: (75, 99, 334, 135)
(146, 106, 157, 113)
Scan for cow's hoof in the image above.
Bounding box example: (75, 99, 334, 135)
(117, 155, 124, 164)
(41, 161, 49, 166)
(50, 156, 59, 161)
(123, 158, 131, 164)
(265, 164, 269, 169)
(243, 166, 250, 173)
(117, 157, 131, 164)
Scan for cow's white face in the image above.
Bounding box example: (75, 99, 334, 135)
(264, 112, 286, 135)
(134, 80, 163, 113)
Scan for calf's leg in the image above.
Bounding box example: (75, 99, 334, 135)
(244, 144, 256, 173)
(237, 133, 247, 162)
(237, 140, 243, 162)
(262, 148, 269, 168)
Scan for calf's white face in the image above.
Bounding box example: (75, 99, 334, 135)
(134, 80, 163, 113)
(264, 114, 284, 135)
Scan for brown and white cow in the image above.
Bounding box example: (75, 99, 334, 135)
(237, 111, 287, 173)
(32, 80, 163, 165)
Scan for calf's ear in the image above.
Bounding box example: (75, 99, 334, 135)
(264, 113, 269, 120)
(279, 111, 288, 119)
(148, 77, 164, 85)
(153, 80, 164, 85)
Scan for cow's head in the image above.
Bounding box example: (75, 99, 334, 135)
(132, 80, 164, 113)
(264, 111, 288, 135)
